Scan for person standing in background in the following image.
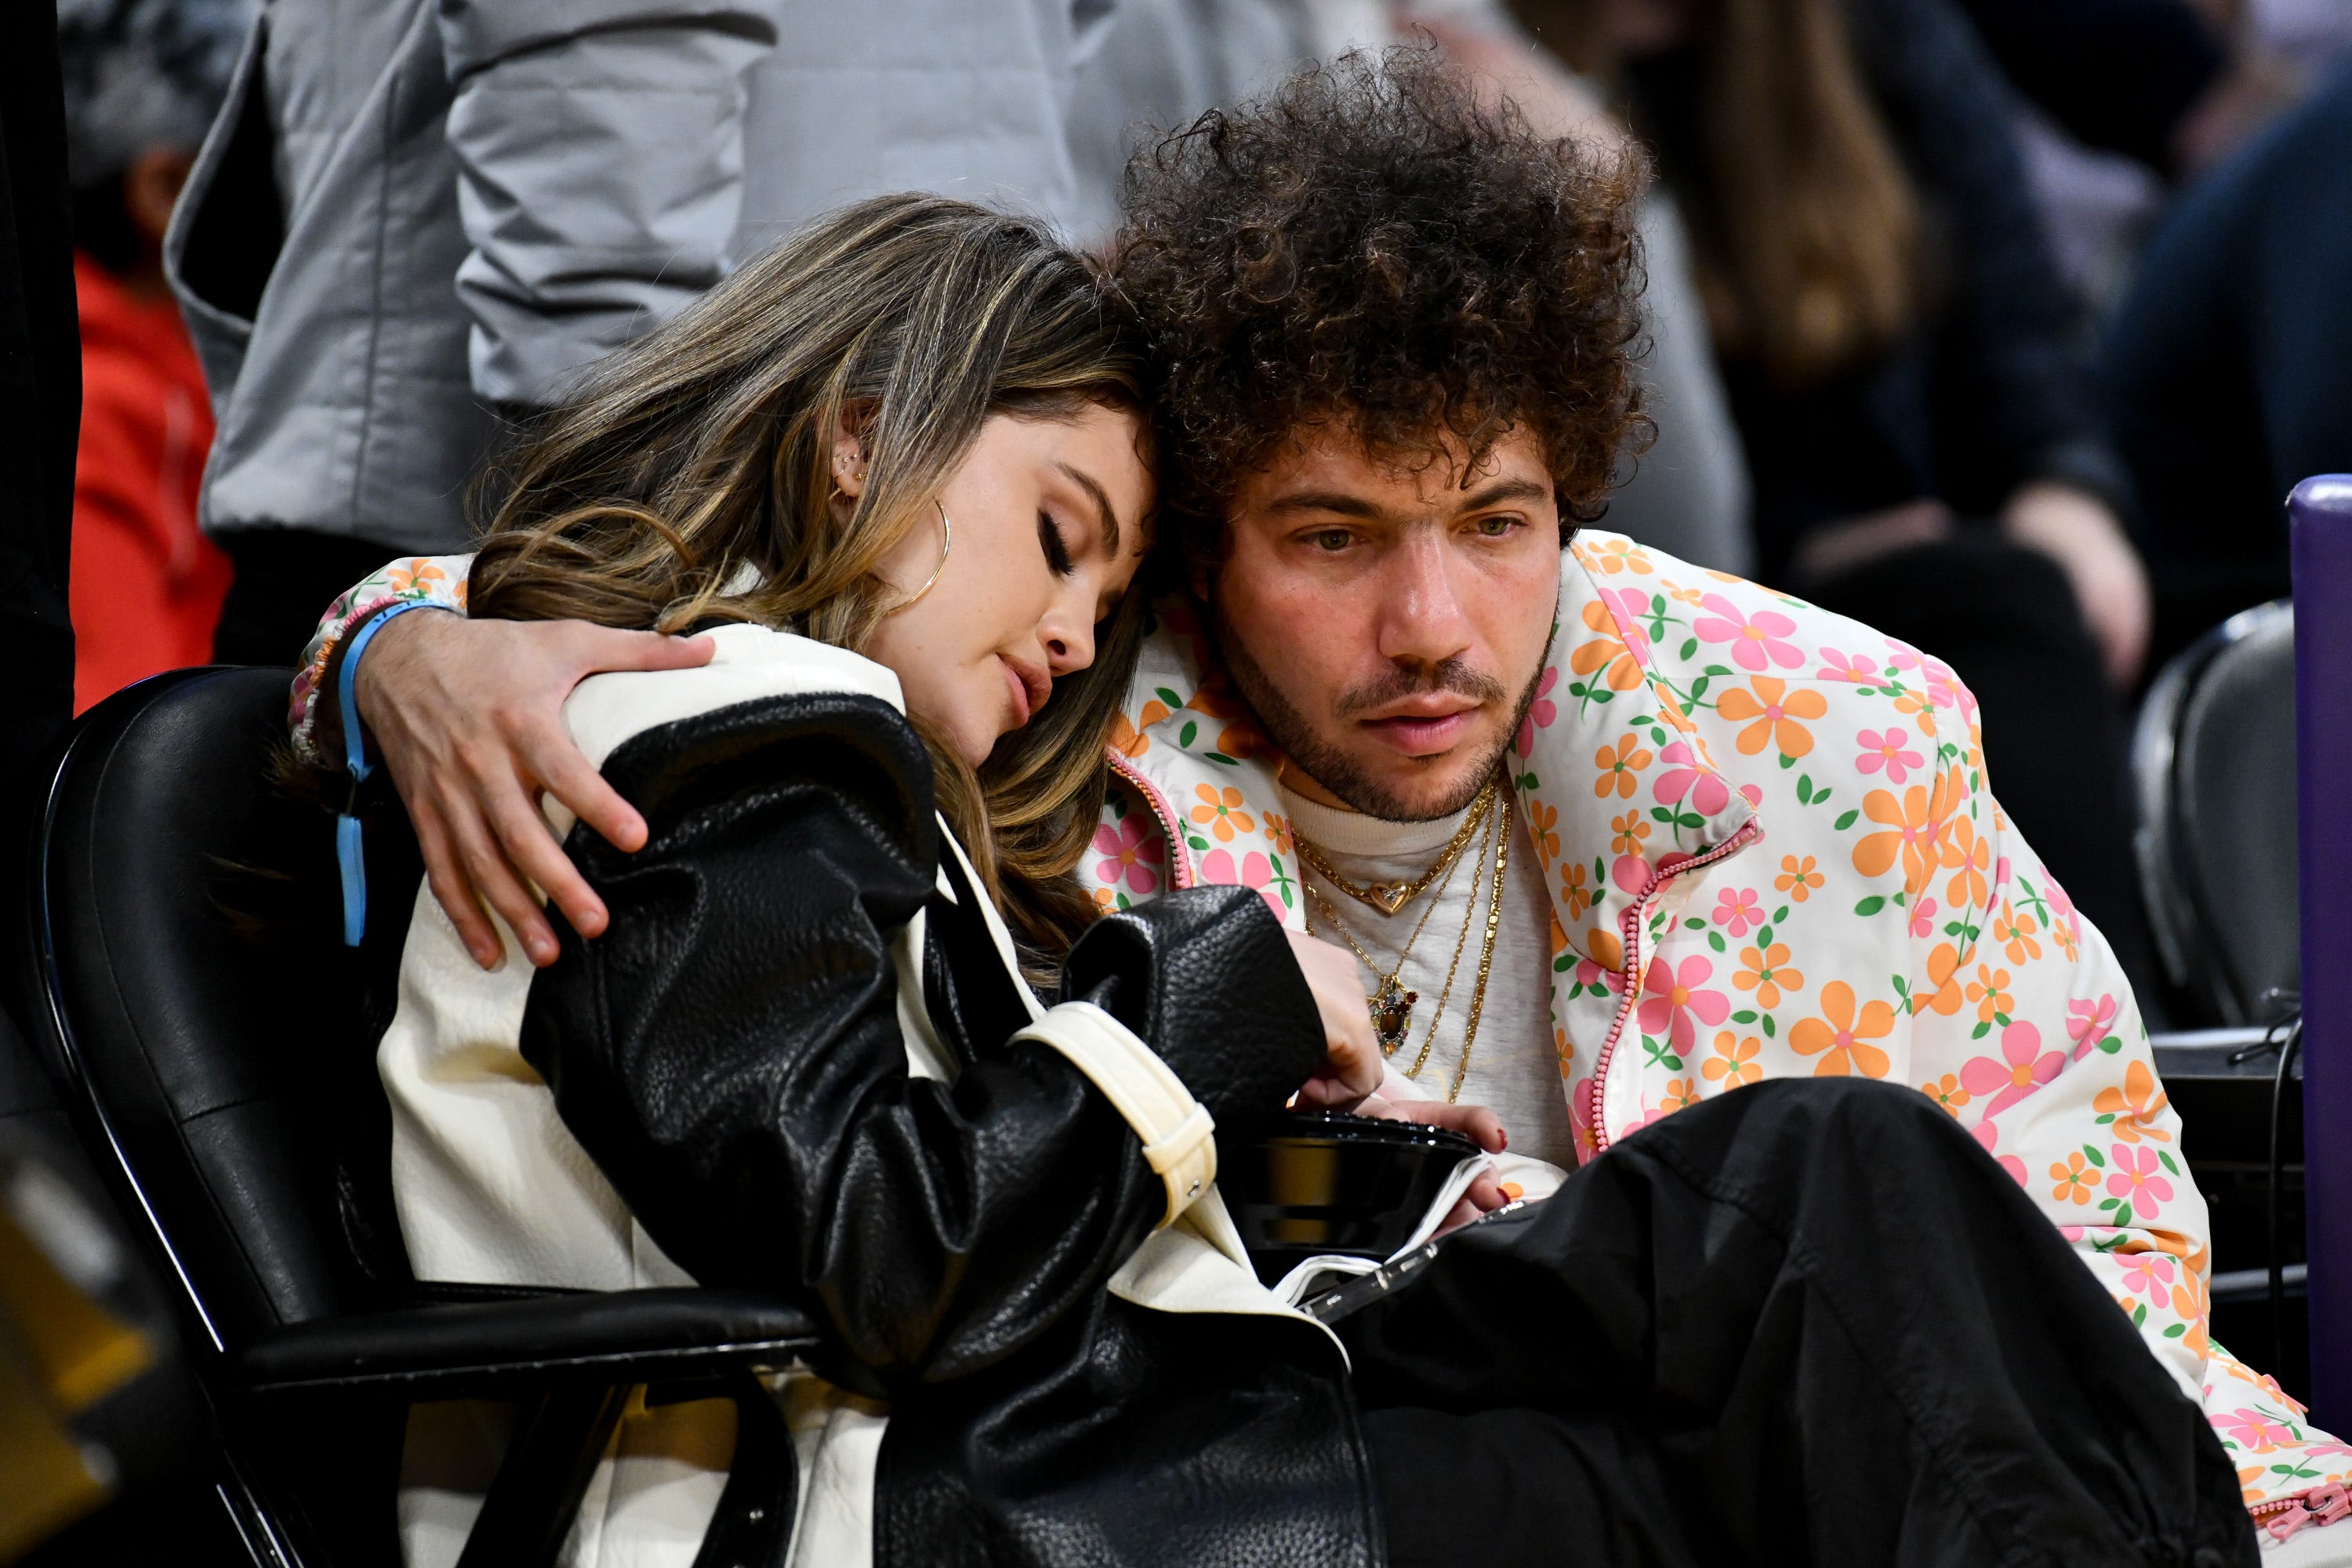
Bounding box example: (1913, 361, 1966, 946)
(169, 0, 1120, 665)
(58, 0, 249, 713)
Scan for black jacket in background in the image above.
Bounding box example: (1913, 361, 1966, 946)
(2105, 65, 2352, 670)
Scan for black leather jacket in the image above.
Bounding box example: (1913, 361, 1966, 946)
(517, 688, 1381, 1567)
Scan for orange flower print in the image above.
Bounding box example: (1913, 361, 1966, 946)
(1715, 677, 1827, 759)
(1610, 811, 1651, 858)
(1853, 770, 1961, 897)
(1732, 942, 1802, 1009)
(1704, 1031, 1762, 1087)
(387, 557, 447, 594)
(1941, 813, 1991, 914)
(1108, 697, 1171, 758)
(2092, 1059, 2172, 1144)
(1992, 899, 2042, 964)
(1559, 859, 1593, 922)
(1790, 982, 1896, 1079)
(1570, 598, 1646, 693)
(1091, 885, 1117, 913)
(1776, 853, 1824, 902)
(2050, 1152, 2097, 1204)
(1922, 1073, 1970, 1114)
(1586, 536, 1656, 576)
(1660, 1077, 1700, 1113)
(1668, 583, 1705, 607)
(1594, 734, 1653, 798)
(1915, 942, 1965, 1018)
(1965, 964, 2013, 1025)
(1189, 784, 1254, 843)
(1527, 800, 1561, 867)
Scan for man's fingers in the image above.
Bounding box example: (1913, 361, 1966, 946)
(412, 807, 503, 971)
(568, 625, 714, 674)
(448, 811, 559, 967)
(485, 786, 608, 941)
(531, 729, 648, 854)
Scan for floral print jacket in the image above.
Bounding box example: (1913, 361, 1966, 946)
(294, 535, 2347, 1544)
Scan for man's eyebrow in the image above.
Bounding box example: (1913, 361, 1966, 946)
(1058, 462, 1122, 555)
(1454, 477, 1552, 512)
(1261, 489, 1390, 520)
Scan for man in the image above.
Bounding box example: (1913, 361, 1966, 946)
(288, 53, 2348, 1556)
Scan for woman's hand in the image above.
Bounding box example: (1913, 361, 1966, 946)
(1284, 930, 1384, 1107)
(350, 610, 713, 969)
(2001, 481, 2151, 687)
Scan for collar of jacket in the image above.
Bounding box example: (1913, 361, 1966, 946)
(1099, 532, 1764, 970)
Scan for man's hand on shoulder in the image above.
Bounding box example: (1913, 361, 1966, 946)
(353, 611, 713, 970)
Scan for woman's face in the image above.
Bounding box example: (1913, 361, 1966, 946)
(859, 405, 1153, 765)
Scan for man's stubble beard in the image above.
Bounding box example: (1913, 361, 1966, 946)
(1212, 599, 1553, 824)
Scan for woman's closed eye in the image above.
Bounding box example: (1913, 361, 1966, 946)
(1037, 510, 1075, 575)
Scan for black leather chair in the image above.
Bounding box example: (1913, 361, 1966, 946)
(20, 668, 818, 1567)
(2132, 599, 2299, 1028)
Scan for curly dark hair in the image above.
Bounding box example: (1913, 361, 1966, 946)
(1112, 45, 1653, 568)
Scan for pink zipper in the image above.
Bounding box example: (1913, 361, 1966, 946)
(1584, 820, 1762, 1155)
(2251, 1482, 2351, 1542)
(1105, 747, 1196, 891)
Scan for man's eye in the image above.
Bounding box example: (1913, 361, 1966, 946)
(1475, 515, 1521, 538)
(1312, 529, 1352, 552)
(1037, 512, 1075, 575)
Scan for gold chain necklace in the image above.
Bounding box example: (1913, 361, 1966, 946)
(1434, 789, 1511, 1104)
(1304, 831, 1474, 1054)
(1394, 797, 1500, 1085)
(1294, 775, 1496, 916)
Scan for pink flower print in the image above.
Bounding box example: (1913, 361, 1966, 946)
(1514, 666, 1561, 757)
(1970, 1117, 2030, 1188)
(1597, 587, 1658, 654)
(1199, 848, 1285, 919)
(1959, 1020, 2064, 1116)
(1908, 896, 1940, 939)
(1569, 1076, 1598, 1163)
(2116, 1251, 2176, 1303)
(1711, 887, 1762, 937)
(1090, 816, 1163, 895)
(1693, 593, 1802, 672)
(2105, 1143, 2175, 1220)
(2218, 1408, 2296, 1454)
(1636, 954, 1730, 1055)
(1856, 727, 1926, 784)
(1816, 647, 1882, 685)
(1653, 739, 1732, 817)
(2067, 993, 2120, 1061)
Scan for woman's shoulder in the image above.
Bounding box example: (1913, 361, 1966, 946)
(561, 622, 909, 775)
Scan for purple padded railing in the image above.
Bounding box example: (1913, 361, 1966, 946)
(2292, 474, 2352, 1423)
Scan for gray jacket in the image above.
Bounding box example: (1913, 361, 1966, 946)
(168, 0, 1114, 553)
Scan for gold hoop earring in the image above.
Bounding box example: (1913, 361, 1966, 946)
(898, 500, 952, 610)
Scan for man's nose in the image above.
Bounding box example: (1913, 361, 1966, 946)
(1374, 527, 1475, 666)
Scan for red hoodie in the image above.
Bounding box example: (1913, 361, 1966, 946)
(69, 251, 233, 714)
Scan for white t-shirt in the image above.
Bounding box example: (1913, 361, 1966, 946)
(1282, 785, 1579, 1176)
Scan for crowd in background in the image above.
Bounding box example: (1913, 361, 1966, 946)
(52, 0, 2352, 1003)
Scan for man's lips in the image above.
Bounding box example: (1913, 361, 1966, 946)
(1359, 704, 1479, 756)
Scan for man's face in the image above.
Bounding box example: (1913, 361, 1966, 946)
(1210, 424, 1562, 822)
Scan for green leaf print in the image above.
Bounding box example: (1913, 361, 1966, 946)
(1707, 931, 1726, 953)
(1835, 808, 1860, 831)
(1796, 774, 1814, 804)
(2082, 1145, 2106, 1167)
(1178, 719, 1197, 748)
(1155, 687, 1184, 709)
(1760, 1015, 1777, 1039)
(1854, 895, 1886, 916)
(2158, 1150, 2180, 1177)
(1204, 752, 1238, 766)
(1731, 1010, 1759, 1025)
(1778, 753, 1796, 770)
(1679, 637, 1699, 660)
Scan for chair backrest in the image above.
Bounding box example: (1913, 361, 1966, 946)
(2132, 601, 2299, 1026)
(26, 668, 415, 1355)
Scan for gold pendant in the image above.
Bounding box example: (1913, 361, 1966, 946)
(1368, 976, 1418, 1056)
(1366, 882, 1411, 916)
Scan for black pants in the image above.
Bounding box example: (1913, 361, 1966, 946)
(1348, 1080, 2253, 1568)
(211, 531, 408, 668)
(1802, 535, 2160, 1008)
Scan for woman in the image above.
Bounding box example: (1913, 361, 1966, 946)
(332, 194, 2254, 1568)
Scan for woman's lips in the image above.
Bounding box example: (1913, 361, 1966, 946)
(1360, 709, 1475, 755)
(1000, 659, 1033, 728)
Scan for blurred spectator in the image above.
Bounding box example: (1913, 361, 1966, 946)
(2105, 64, 2352, 672)
(169, 0, 1120, 665)
(1958, 0, 2227, 169)
(57, 0, 249, 714)
(1508, 0, 2161, 995)
(1067, 0, 1757, 574)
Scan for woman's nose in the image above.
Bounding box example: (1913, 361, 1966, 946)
(1041, 610, 1095, 675)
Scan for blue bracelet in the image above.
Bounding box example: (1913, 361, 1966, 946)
(338, 600, 456, 946)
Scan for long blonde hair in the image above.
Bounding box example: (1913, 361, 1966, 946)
(467, 194, 1152, 962)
